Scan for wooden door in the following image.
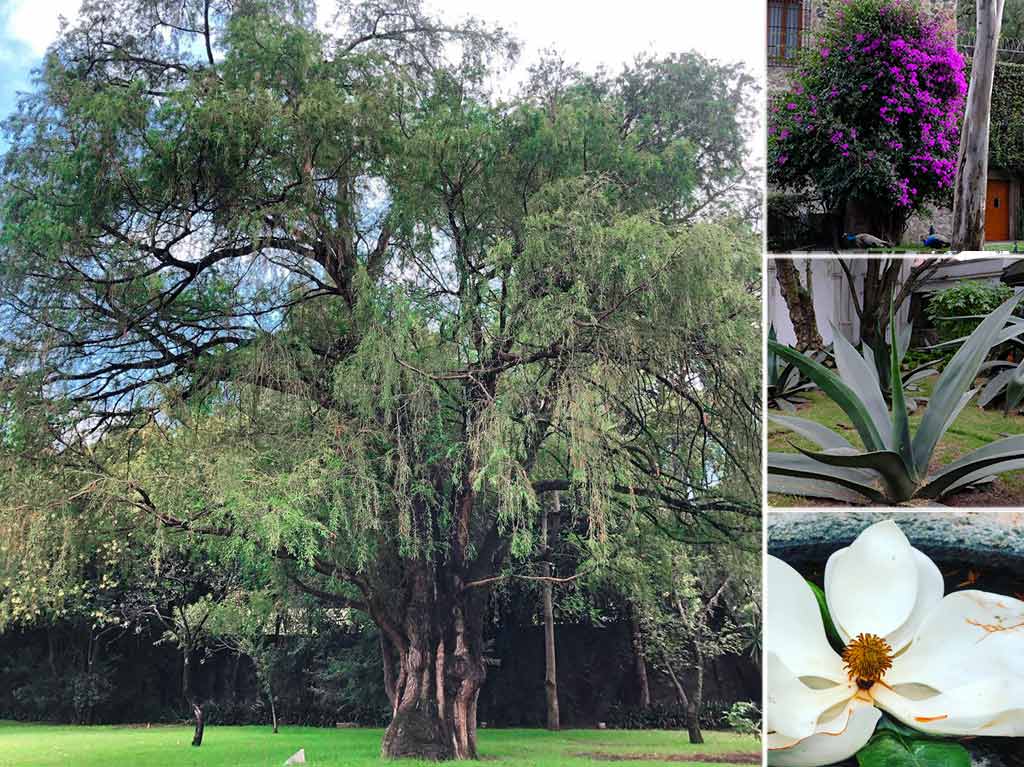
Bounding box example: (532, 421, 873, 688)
(986, 179, 1011, 242)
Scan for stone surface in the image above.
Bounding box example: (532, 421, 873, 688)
(284, 748, 306, 765)
(767, 511, 1024, 571)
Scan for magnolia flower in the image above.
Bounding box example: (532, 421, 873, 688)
(767, 520, 1024, 766)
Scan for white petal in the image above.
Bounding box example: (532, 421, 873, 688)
(766, 555, 846, 681)
(824, 520, 918, 641)
(767, 651, 855, 743)
(887, 590, 1024, 690)
(883, 548, 945, 652)
(874, 677, 1024, 737)
(768, 699, 880, 767)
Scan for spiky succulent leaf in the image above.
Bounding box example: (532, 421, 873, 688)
(918, 435, 1024, 498)
(912, 291, 1024, 476)
(767, 475, 874, 504)
(768, 452, 886, 503)
(767, 341, 887, 452)
(1003, 359, 1024, 414)
(767, 414, 854, 452)
(830, 323, 891, 450)
(790, 444, 915, 503)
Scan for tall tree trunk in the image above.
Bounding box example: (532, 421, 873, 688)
(628, 604, 651, 709)
(183, 648, 204, 747)
(953, 0, 1005, 250)
(663, 660, 703, 745)
(541, 493, 560, 731)
(774, 258, 823, 350)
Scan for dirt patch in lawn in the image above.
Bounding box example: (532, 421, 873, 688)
(575, 752, 760, 763)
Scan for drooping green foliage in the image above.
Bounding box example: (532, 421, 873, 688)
(0, 0, 760, 756)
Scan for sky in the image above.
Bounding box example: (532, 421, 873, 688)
(0, 0, 766, 151)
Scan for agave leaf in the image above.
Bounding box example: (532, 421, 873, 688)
(889, 297, 914, 479)
(767, 475, 874, 504)
(903, 368, 938, 388)
(939, 459, 1024, 497)
(912, 292, 1024, 476)
(767, 341, 887, 452)
(861, 343, 879, 387)
(768, 452, 887, 504)
(978, 368, 1016, 407)
(940, 388, 979, 438)
(768, 324, 779, 386)
(768, 414, 854, 452)
(918, 436, 1024, 497)
(1004, 359, 1024, 413)
(896, 320, 913, 360)
(791, 444, 915, 503)
(831, 323, 891, 450)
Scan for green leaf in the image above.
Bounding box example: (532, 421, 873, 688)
(856, 732, 970, 767)
(767, 475, 872, 504)
(768, 340, 887, 453)
(1004, 358, 1024, 414)
(790, 444, 916, 503)
(831, 322, 892, 450)
(768, 451, 887, 504)
(767, 414, 854, 452)
(913, 291, 1024, 476)
(805, 579, 843, 651)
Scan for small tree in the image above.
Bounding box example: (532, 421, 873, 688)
(207, 590, 285, 733)
(769, 0, 967, 245)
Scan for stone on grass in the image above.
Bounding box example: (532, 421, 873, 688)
(284, 748, 306, 765)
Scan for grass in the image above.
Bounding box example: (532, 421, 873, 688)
(768, 384, 1024, 506)
(0, 722, 759, 767)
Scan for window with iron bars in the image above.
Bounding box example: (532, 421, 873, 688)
(768, 0, 809, 66)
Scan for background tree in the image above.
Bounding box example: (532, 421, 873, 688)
(0, 0, 760, 759)
(952, 0, 1006, 249)
(768, 0, 967, 245)
(774, 258, 822, 350)
(207, 589, 286, 733)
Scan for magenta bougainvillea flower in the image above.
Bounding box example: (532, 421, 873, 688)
(768, 0, 966, 226)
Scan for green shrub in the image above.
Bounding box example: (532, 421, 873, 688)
(926, 280, 1014, 342)
(724, 701, 761, 738)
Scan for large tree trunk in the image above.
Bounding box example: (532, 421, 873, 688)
(774, 258, 823, 350)
(953, 0, 1005, 250)
(380, 562, 487, 761)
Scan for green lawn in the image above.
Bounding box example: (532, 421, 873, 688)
(0, 722, 759, 767)
(768, 387, 1024, 506)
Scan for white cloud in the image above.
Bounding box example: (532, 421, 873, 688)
(5, 0, 81, 55)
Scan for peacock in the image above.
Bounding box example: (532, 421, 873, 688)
(844, 232, 893, 249)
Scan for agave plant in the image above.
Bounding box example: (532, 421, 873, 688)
(767, 325, 827, 411)
(768, 291, 1024, 504)
(860, 318, 938, 411)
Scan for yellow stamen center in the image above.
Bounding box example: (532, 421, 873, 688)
(841, 633, 893, 689)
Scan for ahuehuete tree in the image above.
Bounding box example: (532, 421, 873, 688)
(0, 0, 760, 759)
(768, 0, 967, 245)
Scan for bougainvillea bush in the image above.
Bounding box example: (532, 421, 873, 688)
(768, 0, 967, 242)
